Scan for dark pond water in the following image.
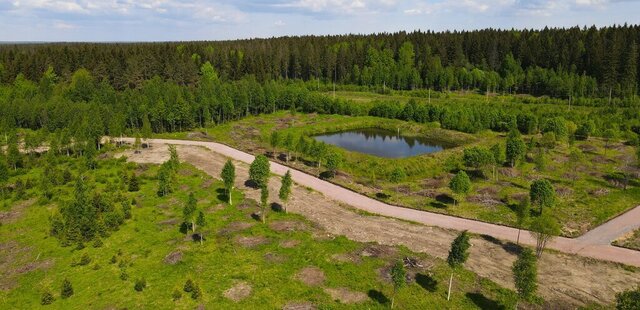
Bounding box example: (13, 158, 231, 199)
(313, 128, 454, 158)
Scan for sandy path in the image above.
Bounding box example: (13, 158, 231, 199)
(118, 141, 640, 306)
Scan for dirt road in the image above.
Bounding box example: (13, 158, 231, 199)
(118, 139, 640, 305)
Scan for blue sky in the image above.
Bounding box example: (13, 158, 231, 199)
(1, 0, 639, 42)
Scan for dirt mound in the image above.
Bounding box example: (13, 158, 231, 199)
(283, 302, 317, 310)
(279, 239, 301, 248)
(219, 221, 254, 235)
(555, 186, 574, 198)
(269, 220, 309, 232)
(422, 178, 445, 188)
(163, 251, 183, 265)
(295, 267, 326, 286)
(264, 253, 288, 264)
(224, 281, 252, 302)
(323, 287, 368, 304)
(357, 244, 398, 259)
(238, 199, 258, 210)
(499, 168, 520, 178)
(201, 179, 214, 189)
(589, 188, 610, 197)
(234, 236, 269, 248)
(186, 131, 213, 141)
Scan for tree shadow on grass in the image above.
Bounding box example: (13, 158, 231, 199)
(319, 171, 335, 180)
(271, 202, 283, 212)
(415, 273, 438, 292)
(466, 292, 505, 310)
(435, 194, 455, 205)
(480, 234, 522, 255)
(376, 192, 391, 200)
(367, 290, 389, 305)
(430, 201, 448, 209)
(216, 188, 228, 202)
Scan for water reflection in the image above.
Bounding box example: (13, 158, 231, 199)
(313, 128, 453, 158)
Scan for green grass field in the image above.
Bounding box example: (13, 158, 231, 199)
(0, 153, 521, 309)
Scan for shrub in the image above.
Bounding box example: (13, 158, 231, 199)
(172, 289, 182, 301)
(78, 253, 91, 266)
(120, 270, 129, 281)
(183, 279, 194, 292)
(60, 279, 73, 299)
(191, 284, 202, 300)
(40, 291, 55, 305)
(134, 278, 147, 292)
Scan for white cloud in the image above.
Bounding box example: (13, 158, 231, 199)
(9, 0, 246, 23)
(278, 0, 398, 15)
(274, 19, 286, 26)
(52, 20, 75, 29)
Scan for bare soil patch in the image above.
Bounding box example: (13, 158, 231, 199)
(264, 252, 288, 264)
(0, 198, 36, 224)
(234, 235, 269, 248)
(323, 287, 368, 304)
(219, 221, 254, 235)
(295, 266, 326, 287)
(224, 281, 252, 302)
(163, 251, 183, 265)
(279, 239, 301, 248)
(357, 244, 398, 259)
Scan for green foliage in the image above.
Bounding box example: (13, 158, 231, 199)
(128, 173, 139, 192)
(157, 161, 175, 197)
(249, 155, 270, 188)
(391, 260, 406, 309)
(515, 197, 530, 229)
(183, 193, 197, 231)
(616, 287, 640, 310)
(270, 131, 281, 152)
(389, 167, 407, 184)
(325, 151, 342, 175)
(541, 117, 568, 141)
(40, 291, 54, 305)
(447, 231, 471, 269)
(449, 171, 471, 204)
(183, 279, 194, 293)
(134, 278, 147, 292)
(221, 160, 235, 204)
(529, 214, 561, 257)
(279, 170, 293, 212)
(172, 289, 182, 301)
(463, 147, 494, 177)
(60, 279, 74, 299)
(529, 179, 555, 213)
(191, 284, 202, 300)
(575, 121, 595, 140)
(506, 129, 526, 167)
(512, 248, 538, 302)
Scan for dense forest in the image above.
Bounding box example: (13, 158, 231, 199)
(1, 25, 639, 99)
(0, 25, 640, 152)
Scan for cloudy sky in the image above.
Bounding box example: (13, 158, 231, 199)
(0, 0, 638, 42)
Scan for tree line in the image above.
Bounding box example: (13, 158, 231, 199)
(1, 25, 639, 99)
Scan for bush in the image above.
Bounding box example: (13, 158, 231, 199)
(40, 291, 54, 305)
(183, 279, 194, 292)
(191, 284, 202, 300)
(616, 286, 640, 310)
(78, 253, 91, 266)
(92, 238, 103, 248)
(172, 289, 182, 301)
(120, 270, 129, 281)
(60, 279, 73, 299)
(134, 278, 147, 292)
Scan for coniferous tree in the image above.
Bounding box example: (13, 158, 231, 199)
(513, 248, 538, 308)
(447, 231, 470, 301)
(196, 211, 206, 245)
(60, 279, 74, 299)
(183, 193, 197, 233)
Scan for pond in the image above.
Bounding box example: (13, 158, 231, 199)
(313, 128, 454, 158)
